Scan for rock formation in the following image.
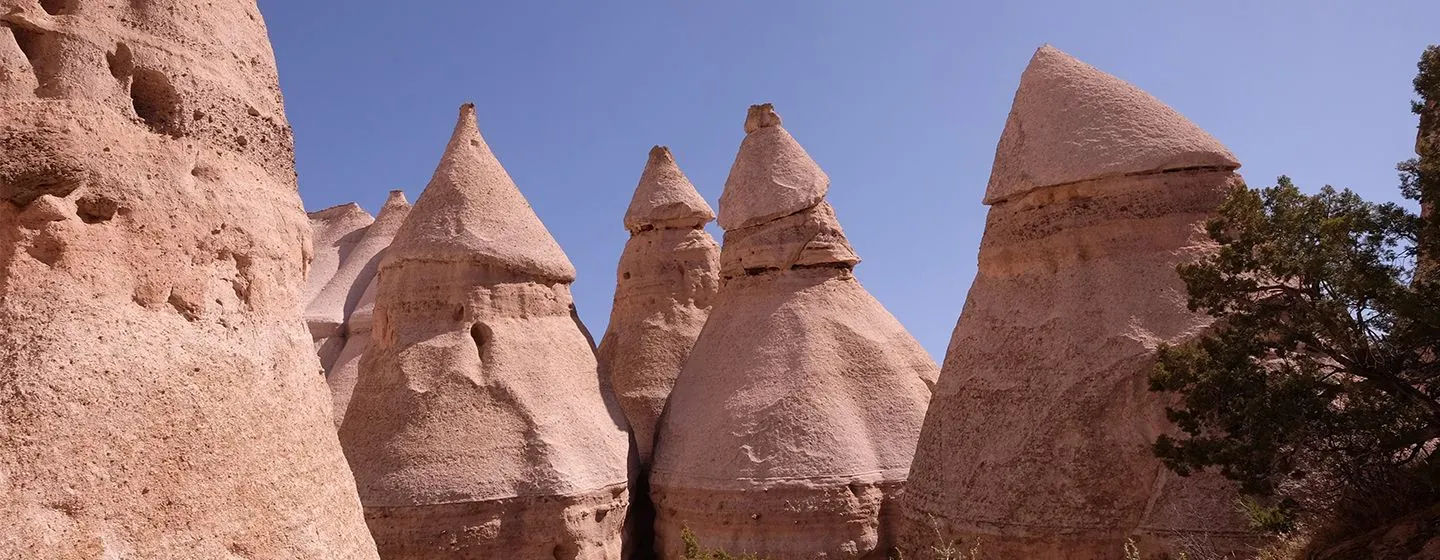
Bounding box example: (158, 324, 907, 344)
(898, 45, 1253, 559)
(339, 104, 630, 559)
(305, 202, 374, 371)
(650, 104, 938, 559)
(322, 190, 410, 426)
(598, 145, 720, 466)
(0, 1, 378, 557)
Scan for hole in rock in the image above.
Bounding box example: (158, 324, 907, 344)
(551, 543, 579, 560)
(130, 67, 184, 137)
(39, 0, 78, 15)
(75, 195, 119, 224)
(470, 322, 492, 360)
(106, 42, 132, 81)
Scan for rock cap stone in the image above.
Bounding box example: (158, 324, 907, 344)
(985, 45, 1240, 204)
(385, 103, 576, 281)
(718, 103, 829, 230)
(623, 146, 714, 232)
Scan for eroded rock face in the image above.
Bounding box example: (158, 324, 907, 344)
(320, 190, 411, 426)
(898, 46, 1253, 559)
(650, 104, 938, 560)
(0, 1, 378, 558)
(305, 202, 374, 371)
(599, 145, 719, 466)
(339, 104, 630, 559)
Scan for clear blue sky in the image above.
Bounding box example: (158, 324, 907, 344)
(257, 0, 1438, 359)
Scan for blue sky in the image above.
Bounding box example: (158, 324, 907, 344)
(258, 1, 1439, 359)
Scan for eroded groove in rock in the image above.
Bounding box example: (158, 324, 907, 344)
(897, 45, 1255, 560)
(650, 103, 937, 559)
(0, 1, 379, 558)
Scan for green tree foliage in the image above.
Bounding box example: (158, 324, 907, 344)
(1149, 46, 1440, 528)
(1402, 45, 1440, 274)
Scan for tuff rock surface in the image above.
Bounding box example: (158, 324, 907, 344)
(0, 0, 378, 557)
(305, 202, 373, 371)
(320, 190, 410, 426)
(650, 104, 938, 559)
(599, 145, 720, 466)
(338, 104, 631, 559)
(898, 46, 1253, 559)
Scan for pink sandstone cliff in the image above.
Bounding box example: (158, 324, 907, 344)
(338, 104, 631, 559)
(0, 0, 378, 557)
(898, 45, 1254, 559)
(650, 104, 938, 559)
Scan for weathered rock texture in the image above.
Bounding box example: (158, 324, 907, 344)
(598, 145, 720, 465)
(320, 190, 411, 426)
(650, 104, 938, 559)
(0, 1, 378, 558)
(305, 202, 373, 371)
(339, 104, 630, 559)
(898, 45, 1253, 559)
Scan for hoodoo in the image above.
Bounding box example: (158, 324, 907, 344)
(598, 145, 720, 466)
(338, 104, 630, 559)
(650, 104, 938, 559)
(0, 1, 378, 557)
(323, 190, 411, 425)
(899, 45, 1252, 559)
(305, 202, 374, 371)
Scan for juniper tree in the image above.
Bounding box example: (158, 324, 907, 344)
(1149, 46, 1440, 527)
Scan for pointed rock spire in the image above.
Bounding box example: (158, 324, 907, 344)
(303, 203, 374, 340)
(650, 104, 936, 559)
(985, 45, 1239, 204)
(385, 103, 575, 281)
(623, 146, 715, 232)
(899, 47, 1252, 558)
(322, 190, 412, 426)
(717, 103, 830, 230)
(340, 104, 629, 558)
(600, 146, 721, 465)
(306, 190, 410, 340)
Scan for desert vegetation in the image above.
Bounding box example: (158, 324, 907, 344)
(1150, 45, 1440, 558)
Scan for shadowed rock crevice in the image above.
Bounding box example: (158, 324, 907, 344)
(39, 0, 79, 16)
(3, 23, 48, 90)
(130, 66, 184, 137)
(105, 41, 132, 81)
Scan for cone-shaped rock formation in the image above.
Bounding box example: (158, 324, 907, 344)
(324, 190, 411, 426)
(339, 104, 630, 559)
(305, 203, 374, 369)
(0, 2, 377, 557)
(899, 46, 1253, 559)
(985, 45, 1239, 204)
(382, 106, 575, 282)
(650, 104, 938, 559)
(599, 146, 720, 465)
